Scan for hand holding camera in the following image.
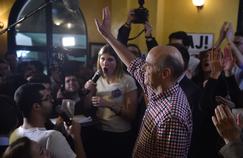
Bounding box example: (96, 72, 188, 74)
(125, 10, 135, 26)
(132, 0, 149, 24)
(144, 21, 153, 37)
(126, 0, 149, 24)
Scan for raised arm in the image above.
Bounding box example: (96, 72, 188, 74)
(212, 105, 241, 144)
(223, 46, 243, 108)
(214, 22, 228, 49)
(226, 22, 243, 66)
(95, 7, 136, 67)
(144, 21, 158, 51)
(117, 10, 134, 46)
(212, 104, 243, 158)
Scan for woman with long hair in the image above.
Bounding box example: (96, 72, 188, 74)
(85, 44, 138, 158)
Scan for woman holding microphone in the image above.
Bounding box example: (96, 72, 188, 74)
(85, 44, 138, 158)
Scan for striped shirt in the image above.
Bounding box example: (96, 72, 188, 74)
(128, 58, 192, 158)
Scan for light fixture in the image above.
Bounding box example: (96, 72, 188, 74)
(67, 23, 72, 29)
(0, 21, 4, 29)
(192, 0, 205, 11)
(62, 36, 75, 47)
(54, 20, 63, 26)
(16, 50, 30, 58)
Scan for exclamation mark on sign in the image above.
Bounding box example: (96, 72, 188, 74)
(204, 36, 208, 49)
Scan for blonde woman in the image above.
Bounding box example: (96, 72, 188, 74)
(85, 44, 138, 158)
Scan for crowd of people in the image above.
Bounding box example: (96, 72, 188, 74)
(0, 6, 243, 158)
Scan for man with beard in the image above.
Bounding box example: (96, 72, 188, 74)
(9, 83, 86, 158)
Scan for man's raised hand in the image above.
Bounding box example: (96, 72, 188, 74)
(95, 7, 112, 39)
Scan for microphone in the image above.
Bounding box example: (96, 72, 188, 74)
(91, 70, 101, 83)
(81, 70, 101, 95)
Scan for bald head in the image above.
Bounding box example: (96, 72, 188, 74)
(146, 45, 184, 80)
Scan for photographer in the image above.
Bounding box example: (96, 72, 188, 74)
(117, 9, 158, 53)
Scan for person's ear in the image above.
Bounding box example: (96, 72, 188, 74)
(33, 103, 41, 111)
(161, 68, 171, 79)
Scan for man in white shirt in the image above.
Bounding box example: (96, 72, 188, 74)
(10, 83, 86, 158)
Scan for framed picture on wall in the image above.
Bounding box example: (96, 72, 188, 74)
(89, 42, 106, 59)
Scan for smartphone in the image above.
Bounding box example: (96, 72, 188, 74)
(215, 96, 235, 108)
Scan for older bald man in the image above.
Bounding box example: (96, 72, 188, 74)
(94, 7, 192, 158)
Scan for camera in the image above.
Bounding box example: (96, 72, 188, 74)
(132, 0, 149, 24)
